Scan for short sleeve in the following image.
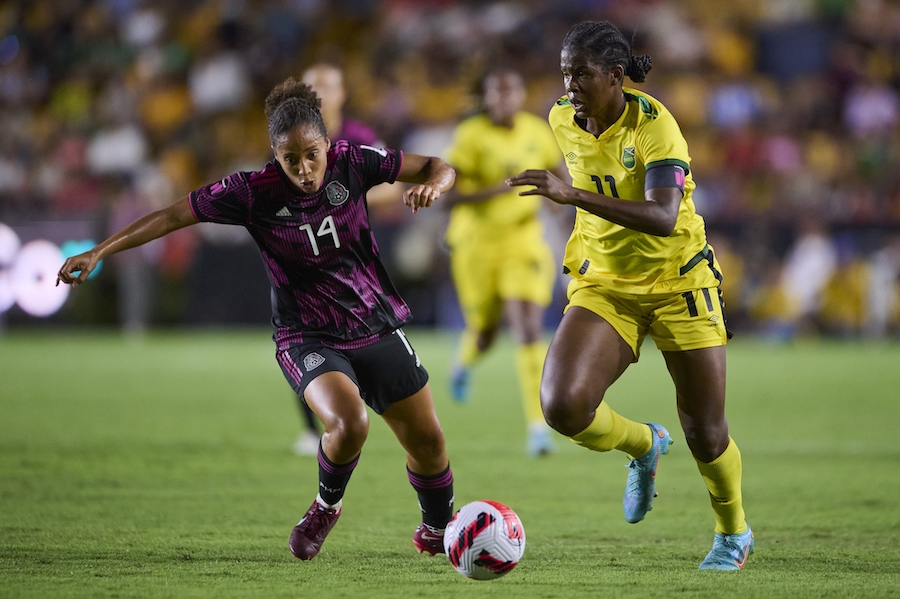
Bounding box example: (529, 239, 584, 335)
(354, 143, 402, 189)
(189, 171, 253, 225)
(636, 111, 691, 174)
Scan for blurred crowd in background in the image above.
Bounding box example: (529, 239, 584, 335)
(2, 0, 900, 339)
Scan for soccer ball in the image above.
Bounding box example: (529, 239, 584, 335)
(443, 500, 525, 580)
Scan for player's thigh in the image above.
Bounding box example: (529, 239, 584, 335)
(564, 280, 651, 360)
(662, 346, 729, 461)
(276, 345, 367, 431)
(662, 346, 727, 420)
(543, 303, 635, 409)
(303, 371, 370, 437)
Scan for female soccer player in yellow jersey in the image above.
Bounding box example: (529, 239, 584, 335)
(507, 21, 753, 570)
(443, 68, 568, 457)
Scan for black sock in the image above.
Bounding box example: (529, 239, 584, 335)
(407, 465, 454, 529)
(317, 442, 359, 506)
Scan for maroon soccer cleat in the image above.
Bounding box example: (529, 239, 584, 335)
(289, 500, 342, 560)
(412, 523, 445, 555)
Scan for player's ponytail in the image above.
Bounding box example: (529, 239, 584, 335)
(264, 77, 327, 145)
(626, 54, 652, 83)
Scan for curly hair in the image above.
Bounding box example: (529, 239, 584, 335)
(562, 21, 652, 83)
(264, 77, 327, 144)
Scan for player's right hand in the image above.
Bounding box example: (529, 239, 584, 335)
(506, 169, 571, 205)
(57, 251, 99, 287)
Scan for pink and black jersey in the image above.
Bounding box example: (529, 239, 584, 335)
(189, 141, 408, 351)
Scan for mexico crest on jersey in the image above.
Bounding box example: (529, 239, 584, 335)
(325, 181, 350, 206)
(303, 352, 325, 371)
(623, 147, 636, 168)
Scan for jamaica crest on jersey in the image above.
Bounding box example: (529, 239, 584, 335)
(325, 181, 350, 206)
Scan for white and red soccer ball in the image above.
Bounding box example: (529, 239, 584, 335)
(443, 500, 525, 580)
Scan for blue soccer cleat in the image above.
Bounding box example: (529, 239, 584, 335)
(699, 524, 754, 570)
(450, 364, 470, 402)
(623, 423, 672, 523)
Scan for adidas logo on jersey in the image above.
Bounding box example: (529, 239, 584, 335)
(276, 206, 292, 217)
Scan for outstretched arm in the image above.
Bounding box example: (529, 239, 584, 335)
(57, 196, 198, 287)
(506, 169, 680, 237)
(396, 153, 456, 213)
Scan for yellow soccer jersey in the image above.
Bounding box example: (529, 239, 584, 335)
(445, 111, 560, 245)
(550, 87, 715, 294)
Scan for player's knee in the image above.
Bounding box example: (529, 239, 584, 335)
(406, 428, 446, 465)
(683, 420, 728, 462)
(325, 411, 370, 454)
(540, 382, 598, 437)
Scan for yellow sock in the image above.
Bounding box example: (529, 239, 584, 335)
(515, 342, 547, 427)
(696, 437, 747, 534)
(456, 329, 480, 367)
(571, 401, 652, 457)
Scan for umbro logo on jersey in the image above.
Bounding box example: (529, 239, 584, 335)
(708, 315, 720, 326)
(303, 352, 325, 371)
(565, 151, 577, 164)
(276, 206, 292, 217)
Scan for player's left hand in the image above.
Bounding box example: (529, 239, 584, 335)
(506, 169, 571, 205)
(403, 184, 441, 214)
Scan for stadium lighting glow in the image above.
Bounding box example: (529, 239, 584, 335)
(0, 223, 22, 313)
(0, 223, 102, 318)
(9, 240, 70, 317)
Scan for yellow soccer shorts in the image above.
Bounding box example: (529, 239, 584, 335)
(565, 278, 728, 360)
(450, 220, 556, 332)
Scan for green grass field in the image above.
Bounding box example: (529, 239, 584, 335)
(2, 329, 899, 598)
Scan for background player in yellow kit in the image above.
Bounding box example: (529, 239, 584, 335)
(444, 68, 568, 456)
(508, 21, 753, 570)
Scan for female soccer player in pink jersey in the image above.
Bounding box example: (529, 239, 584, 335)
(58, 77, 457, 561)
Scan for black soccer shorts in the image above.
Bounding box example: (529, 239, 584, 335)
(276, 329, 429, 414)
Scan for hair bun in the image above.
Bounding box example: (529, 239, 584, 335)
(628, 54, 652, 83)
